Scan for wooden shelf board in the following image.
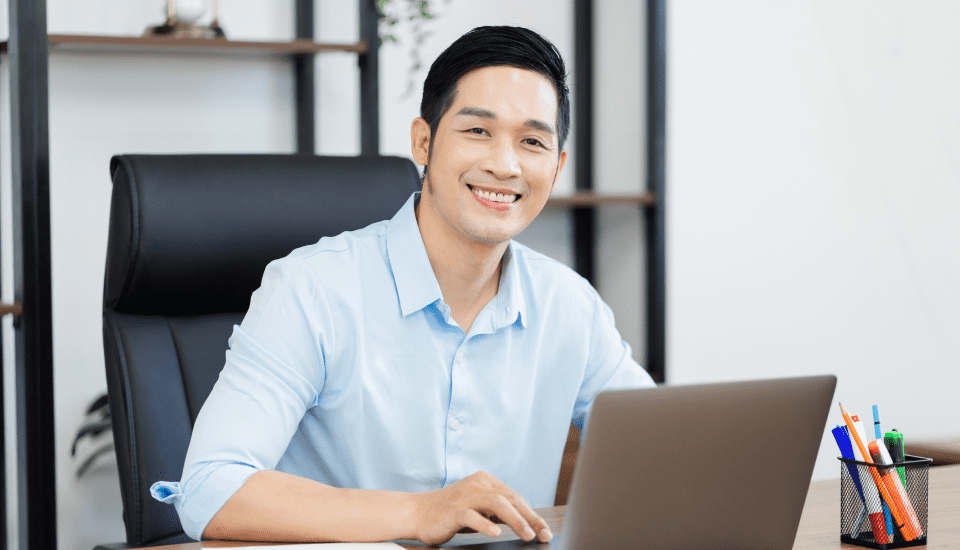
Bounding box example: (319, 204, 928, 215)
(0, 34, 368, 55)
(546, 191, 656, 207)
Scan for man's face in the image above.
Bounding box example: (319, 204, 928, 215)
(412, 66, 567, 246)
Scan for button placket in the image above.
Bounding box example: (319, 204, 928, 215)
(445, 340, 467, 482)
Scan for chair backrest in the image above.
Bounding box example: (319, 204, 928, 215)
(103, 154, 420, 546)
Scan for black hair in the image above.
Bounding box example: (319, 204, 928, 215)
(420, 26, 571, 155)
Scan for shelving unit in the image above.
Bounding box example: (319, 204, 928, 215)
(0, 33, 368, 55)
(2, 2, 665, 548)
(546, 191, 655, 208)
(2, 3, 384, 549)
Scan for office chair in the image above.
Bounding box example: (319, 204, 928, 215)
(101, 153, 420, 548)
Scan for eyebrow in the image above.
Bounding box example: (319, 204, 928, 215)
(455, 107, 555, 136)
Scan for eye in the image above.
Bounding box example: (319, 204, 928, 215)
(466, 127, 488, 136)
(523, 138, 547, 148)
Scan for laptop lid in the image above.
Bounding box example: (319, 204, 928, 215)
(559, 375, 836, 550)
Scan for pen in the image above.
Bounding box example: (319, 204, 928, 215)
(872, 405, 883, 440)
(853, 415, 894, 543)
(869, 439, 923, 539)
(840, 403, 915, 541)
(885, 430, 906, 485)
(832, 425, 873, 539)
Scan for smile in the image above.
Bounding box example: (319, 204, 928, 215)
(467, 184, 520, 204)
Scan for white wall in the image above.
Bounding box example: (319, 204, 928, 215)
(0, 1, 646, 549)
(668, 0, 960, 481)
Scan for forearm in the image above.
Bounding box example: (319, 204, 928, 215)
(203, 469, 420, 542)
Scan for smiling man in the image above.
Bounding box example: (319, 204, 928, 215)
(151, 26, 654, 545)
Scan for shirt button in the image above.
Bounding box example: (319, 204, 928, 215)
(451, 419, 461, 430)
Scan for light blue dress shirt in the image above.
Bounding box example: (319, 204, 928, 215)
(151, 193, 654, 540)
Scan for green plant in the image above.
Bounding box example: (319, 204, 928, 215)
(71, 393, 114, 478)
(377, 0, 452, 96)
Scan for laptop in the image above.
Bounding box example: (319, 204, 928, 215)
(426, 374, 836, 549)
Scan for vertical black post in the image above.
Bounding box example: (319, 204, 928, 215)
(573, 0, 595, 284)
(294, 0, 315, 153)
(9, 0, 57, 548)
(359, 0, 380, 155)
(0, 327, 4, 550)
(645, 0, 667, 383)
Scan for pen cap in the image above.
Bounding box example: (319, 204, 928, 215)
(867, 440, 886, 464)
(884, 431, 905, 462)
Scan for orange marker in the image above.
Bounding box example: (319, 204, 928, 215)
(839, 403, 917, 541)
(870, 440, 923, 539)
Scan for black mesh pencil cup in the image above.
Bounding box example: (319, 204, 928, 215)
(839, 455, 932, 549)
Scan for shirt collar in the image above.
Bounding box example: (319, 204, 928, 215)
(386, 192, 528, 329)
(387, 193, 444, 317)
(496, 243, 528, 328)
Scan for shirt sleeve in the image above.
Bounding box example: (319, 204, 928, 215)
(571, 291, 656, 432)
(149, 256, 330, 540)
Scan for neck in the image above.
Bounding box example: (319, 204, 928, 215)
(415, 197, 507, 333)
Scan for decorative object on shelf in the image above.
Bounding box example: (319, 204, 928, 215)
(145, 0, 226, 39)
(377, 0, 452, 96)
(71, 393, 115, 478)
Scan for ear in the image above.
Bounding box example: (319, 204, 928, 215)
(551, 150, 568, 191)
(411, 118, 431, 166)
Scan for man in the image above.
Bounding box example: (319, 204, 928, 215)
(151, 26, 654, 545)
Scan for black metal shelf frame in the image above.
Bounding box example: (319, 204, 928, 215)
(3, 1, 664, 548)
(573, 0, 665, 383)
(4, 2, 381, 549)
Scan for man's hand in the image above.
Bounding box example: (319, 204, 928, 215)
(413, 471, 553, 546)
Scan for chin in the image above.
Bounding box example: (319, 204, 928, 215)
(462, 220, 524, 245)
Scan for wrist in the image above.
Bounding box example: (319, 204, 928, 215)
(400, 490, 424, 541)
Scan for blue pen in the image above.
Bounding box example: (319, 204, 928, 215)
(871, 406, 895, 541)
(833, 425, 865, 501)
(833, 425, 870, 537)
(872, 405, 883, 440)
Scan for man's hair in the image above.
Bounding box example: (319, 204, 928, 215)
(420, 26, 571, 154)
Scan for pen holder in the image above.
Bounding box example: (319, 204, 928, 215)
(839, 455, 932, 549)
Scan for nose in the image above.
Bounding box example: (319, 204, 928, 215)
(478, 136, 522, 180)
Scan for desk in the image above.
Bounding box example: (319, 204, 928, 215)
(139, 465, 960, 550)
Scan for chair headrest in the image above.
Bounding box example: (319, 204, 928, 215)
(105, 154, 421, 315)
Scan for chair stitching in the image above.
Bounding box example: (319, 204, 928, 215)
(117, 156, 142, 308)
(107, 313, 142, 544)
(164, 317, 195, 424)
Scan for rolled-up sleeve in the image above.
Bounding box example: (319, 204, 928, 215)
(150, 256, 330, 540)
(572, 292, 656, 431)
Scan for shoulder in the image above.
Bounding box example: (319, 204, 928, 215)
(291, 219, 388, 262)
(510, 240, 601, 310)
(259, 220, 389, 294)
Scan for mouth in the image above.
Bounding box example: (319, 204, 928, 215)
(467, 184, 521, 205)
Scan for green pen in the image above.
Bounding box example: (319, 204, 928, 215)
(884, 430, 906, 485)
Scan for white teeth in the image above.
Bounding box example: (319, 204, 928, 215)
(471, 186, 518, 204)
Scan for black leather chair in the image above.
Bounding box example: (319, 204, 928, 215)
(101, 154, 420, 547)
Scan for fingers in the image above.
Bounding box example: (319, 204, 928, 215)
(458, 508, 502, 538)
(480, 493, 552, 543)
(415, 472, 553, 546)
(506, 494, 553, 543)
(471, 472, 553, 543)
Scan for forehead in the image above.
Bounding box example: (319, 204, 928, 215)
(446, 66, 558, 123)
